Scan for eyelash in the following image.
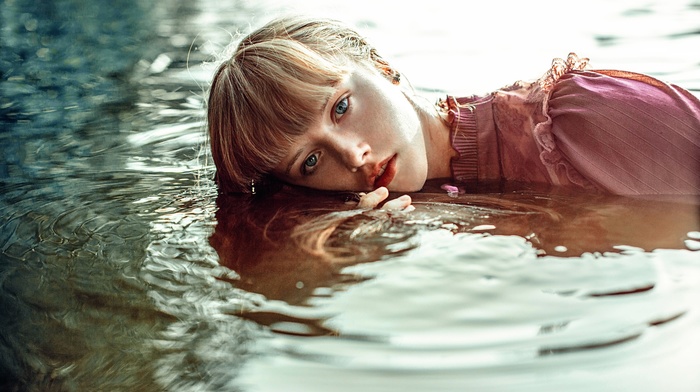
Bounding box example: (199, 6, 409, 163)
(334, 96, 349, 120)
(302, 152, 319, 176)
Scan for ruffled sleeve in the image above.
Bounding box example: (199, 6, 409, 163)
(475, 53, 596, 189)
(527, 53, 597, 188)
(531, 53, 700, 194)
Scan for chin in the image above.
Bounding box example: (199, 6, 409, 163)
(389, 179, 426, 193)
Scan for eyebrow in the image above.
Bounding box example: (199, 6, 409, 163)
(320, 94, 333, 115)
(285, 147, 305, 176)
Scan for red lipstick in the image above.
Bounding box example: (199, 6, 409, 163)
(373, 154, 397, 189)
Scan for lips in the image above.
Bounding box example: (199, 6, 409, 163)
(372, 154, 397, 189)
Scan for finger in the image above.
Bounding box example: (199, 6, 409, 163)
(344, 192, 367, 205)
(380, 195, 412, 211)
(357, 187, 389, 209)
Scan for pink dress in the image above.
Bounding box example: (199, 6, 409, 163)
(441, 53, 700, 195)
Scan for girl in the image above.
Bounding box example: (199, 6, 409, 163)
(207, 16, 700, 208)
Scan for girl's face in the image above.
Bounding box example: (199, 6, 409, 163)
(273, 63, 429, 192)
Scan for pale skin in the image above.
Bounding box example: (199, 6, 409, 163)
(273, 62, 456, 210)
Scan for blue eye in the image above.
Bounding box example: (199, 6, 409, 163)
(302, 153, 319, 175)
(334, 97, 349, 117)
(305, 154, 317, 167)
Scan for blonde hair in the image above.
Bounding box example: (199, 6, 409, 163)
(208, 16, 396, 193)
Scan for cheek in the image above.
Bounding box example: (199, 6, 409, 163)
(307, 161, 357, 190)
(363, 80, 422, 145)
(390, 95, 422, 140)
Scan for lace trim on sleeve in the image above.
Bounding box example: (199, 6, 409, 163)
(537, 53, 589, 93)
(532, 53, 596, 189)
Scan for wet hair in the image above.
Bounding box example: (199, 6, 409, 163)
(207, 16, 398, 194)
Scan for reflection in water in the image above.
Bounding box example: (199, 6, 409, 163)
(1, 0, 699, 391)
(211, 182, 700, 296)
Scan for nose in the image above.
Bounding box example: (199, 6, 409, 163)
(332, 136, 370, 171)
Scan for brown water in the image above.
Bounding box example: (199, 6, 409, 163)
(1, 0, 699, 391)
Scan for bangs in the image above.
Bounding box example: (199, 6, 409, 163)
(245, 39, 347, 135)
(233, 38, 349, 179)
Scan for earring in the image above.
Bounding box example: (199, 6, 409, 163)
(391, 71, 401, 85)
(372, 50, 401, 85)
(249, 179, 256, 195)
(351, 167, 358, 173)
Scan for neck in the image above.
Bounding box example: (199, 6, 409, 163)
(416, 98, 455, 179)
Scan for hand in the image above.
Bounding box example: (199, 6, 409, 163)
(355, 187, 414, 211)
